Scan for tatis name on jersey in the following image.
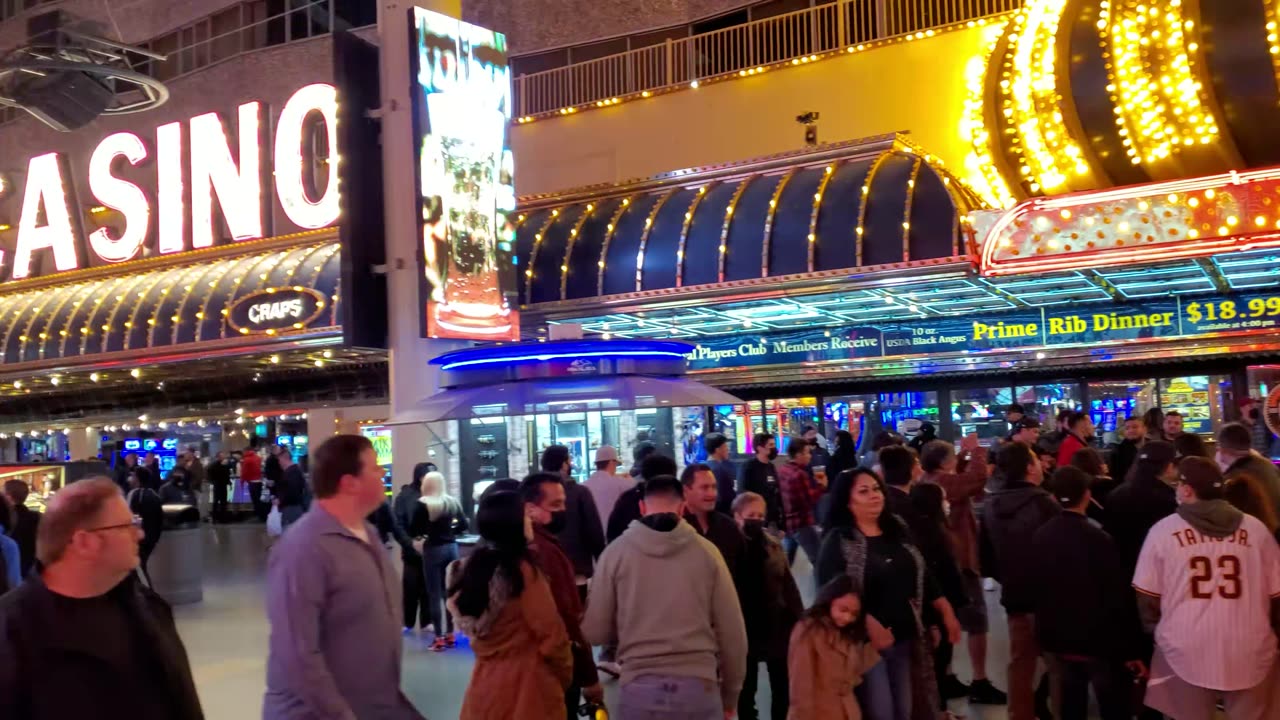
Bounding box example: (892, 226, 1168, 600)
(1169, 527, 1252, 549)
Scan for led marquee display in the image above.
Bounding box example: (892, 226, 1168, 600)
(0, 83, 340, 283)
(411, 8, 520, 341)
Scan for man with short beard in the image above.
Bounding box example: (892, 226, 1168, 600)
(522, 472, 602, 719)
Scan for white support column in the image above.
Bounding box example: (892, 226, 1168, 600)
(67, 428, 96, 462)
(378, 0, 464, 491)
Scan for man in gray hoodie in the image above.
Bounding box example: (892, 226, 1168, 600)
(583, 473, 747, 719)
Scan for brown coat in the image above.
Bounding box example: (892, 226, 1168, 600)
(924, 446, 988, 573)
(458, 562, 574, 720)
(787, 618, 880, 720)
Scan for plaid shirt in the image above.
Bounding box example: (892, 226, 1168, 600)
(777, 459, 822, 533)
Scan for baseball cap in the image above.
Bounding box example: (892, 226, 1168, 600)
(1177, 456, 1226, 500)
(1011, 417, 1042, 431)
(1136, 440, 1177, 466)
(1046, 465, 1091, 506)
(595, 445, 619, 463)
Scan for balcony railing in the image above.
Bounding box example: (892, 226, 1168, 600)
(514, 0, 1021, 118)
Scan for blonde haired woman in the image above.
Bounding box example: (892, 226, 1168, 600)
(407, 470, 469, 650)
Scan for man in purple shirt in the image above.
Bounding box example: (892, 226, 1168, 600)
(263, 434, 426, 720)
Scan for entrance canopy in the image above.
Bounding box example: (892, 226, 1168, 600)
(395, 339, 742, 422)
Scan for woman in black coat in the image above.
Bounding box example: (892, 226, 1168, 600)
(907, 482, 968, 713)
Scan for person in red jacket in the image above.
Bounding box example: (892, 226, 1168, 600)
(239, 445, 265, 520)
(1056, 412, 1095, 470)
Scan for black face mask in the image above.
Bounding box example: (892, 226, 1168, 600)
(742, 518, 766, 539)
(545, 510, 568, 534)
(767, 448, 778, 461)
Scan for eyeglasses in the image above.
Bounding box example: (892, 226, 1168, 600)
(85, 516, 143, 533)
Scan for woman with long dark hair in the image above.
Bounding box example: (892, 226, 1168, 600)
(907, 483, 968, 718)
(447, 490, 572, 719)
(816, 468, 962, 720)
(787, 574, 879, 720)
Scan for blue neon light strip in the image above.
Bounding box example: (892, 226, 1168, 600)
(440, 350, 687, 372)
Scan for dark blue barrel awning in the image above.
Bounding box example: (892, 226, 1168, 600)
(0, 241, 342, 367)
(516, 138, 988, 305)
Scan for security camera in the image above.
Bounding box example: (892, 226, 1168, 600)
(795, 111, 820, 125)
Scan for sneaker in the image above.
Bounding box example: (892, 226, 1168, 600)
(968, 678, 1008, 705)
(940, 674, 969, 700)
(597, 660, 621, 678)
(430, 637, 449, 652)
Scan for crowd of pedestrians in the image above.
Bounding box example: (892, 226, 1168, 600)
(3, 402, 1280, 720)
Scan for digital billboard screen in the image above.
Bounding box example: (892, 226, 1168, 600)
(410, 8, 520, 341)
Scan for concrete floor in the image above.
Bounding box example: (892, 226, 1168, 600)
(178, 524, 1044, 719)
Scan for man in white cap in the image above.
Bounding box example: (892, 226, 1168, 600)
(585, 446, 634, 537)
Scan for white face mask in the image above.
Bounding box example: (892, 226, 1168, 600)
(942, 500, 952, 518)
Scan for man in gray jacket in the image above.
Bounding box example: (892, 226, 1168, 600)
(583, 473, 747, 719)
(263, 435, 425, 720)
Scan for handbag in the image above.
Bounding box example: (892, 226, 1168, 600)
(266, 505, 284, 537)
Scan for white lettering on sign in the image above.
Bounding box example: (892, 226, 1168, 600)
(13, 153, 79, 280)
(275, 84, 341, 230)
(191, 101, 264, 248)
(247, 298, 304, 325)
(156, 120, 185, 255)
(1, 83, 341, 282)
(87, 132, 150, 263)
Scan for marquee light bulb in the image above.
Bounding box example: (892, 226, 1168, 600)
(12, 153, 80, 279)
(275, 83, 341, 230)
(191, 101, 265, 248)
(87, 132, 150, 263)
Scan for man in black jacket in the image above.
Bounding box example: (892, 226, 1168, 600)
(980, 441, 1060, 720)
(1109, 417, 1144, 485)
(0, 477, 203, 719)
(737, 433, 782, 532)
(1034, 466, 1142, 720)
(607, 453, 678, 542)
(3, 480, 40, 577)
(681, 463, 746, 582)
(879, 444, 921, 524)
(206, 452, 233, 522)
(542, 445, 605, 600)
(1101, 441, 1178, 579)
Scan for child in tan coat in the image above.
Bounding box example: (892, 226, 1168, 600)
(787, 575, 881, 720)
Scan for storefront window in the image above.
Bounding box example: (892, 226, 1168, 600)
(823, 392, 939, 451)
(1159, 375, 1229, 437)
(1246, 365, 1280, 460)
(1086, 379, 1154, 445)
(710, 404, 750, 457)
(746, 398, 819, 445)
(1014, 382, 1082, 426)
(951, 386, 1015, 442)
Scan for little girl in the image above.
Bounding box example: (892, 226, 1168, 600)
(788, 575, 881, 720)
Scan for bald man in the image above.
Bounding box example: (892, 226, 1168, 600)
(0, 477, 204, 719)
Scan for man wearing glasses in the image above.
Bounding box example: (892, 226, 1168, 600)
(0, 477, 204, 719)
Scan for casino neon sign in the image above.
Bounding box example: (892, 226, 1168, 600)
(3, 82, 339, 282)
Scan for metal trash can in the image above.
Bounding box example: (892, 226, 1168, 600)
(149, 504, 204, 605)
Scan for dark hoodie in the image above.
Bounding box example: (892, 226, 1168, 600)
(979, 480, 1060, 614)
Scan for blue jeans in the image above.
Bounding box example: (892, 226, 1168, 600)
(423, 543, 459, 635)
(783, 524, 821, 568)
(857, 639, 913, 720)
(619, 675, 723, 720)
